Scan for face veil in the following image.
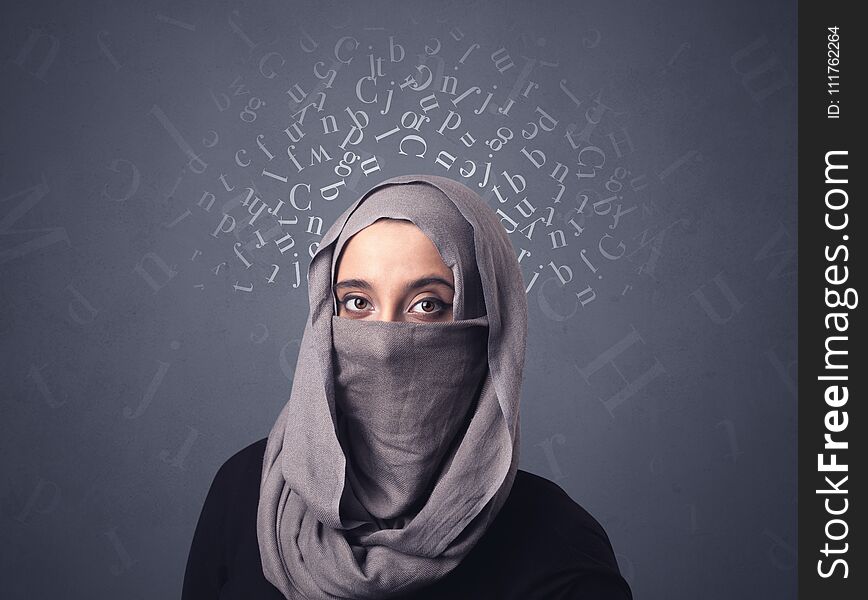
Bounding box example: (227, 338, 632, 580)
(257, 174, 528, 599)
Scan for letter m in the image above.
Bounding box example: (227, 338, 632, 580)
(1, 175, 70, 265)
(825, 151, 848, 184)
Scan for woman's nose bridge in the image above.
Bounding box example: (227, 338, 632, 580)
(373, 284, 409, 321)
(376, 303, 402, 322)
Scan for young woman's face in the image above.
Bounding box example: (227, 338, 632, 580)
(333, 219, 455, 322)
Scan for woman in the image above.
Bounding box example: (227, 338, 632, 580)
(182, 174, 633, 599)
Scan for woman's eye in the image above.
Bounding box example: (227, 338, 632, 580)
(343, 296, 371, 312)
(411, 298, 447, 314)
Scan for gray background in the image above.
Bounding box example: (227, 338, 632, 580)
(0, 0, 796, 598)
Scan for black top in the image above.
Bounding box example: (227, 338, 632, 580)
(182, 438, 633, 600)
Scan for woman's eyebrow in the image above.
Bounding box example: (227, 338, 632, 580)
(334, 278, 371, 292)
(333, 275, 454, 292)
(405, 275, 454, 292)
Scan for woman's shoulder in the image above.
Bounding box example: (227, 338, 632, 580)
(202, 437, 269, 514)
(216, 437, 268, 480)
(499, 470, 631, 595)
(510, 469, 613, 540)
(183, 438, 271, 598)
(429, 470, 632, 599)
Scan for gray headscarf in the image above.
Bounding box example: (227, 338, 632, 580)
(257, 174, 528, 599)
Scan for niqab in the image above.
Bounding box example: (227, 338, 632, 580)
(257, 174, 528, 599)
